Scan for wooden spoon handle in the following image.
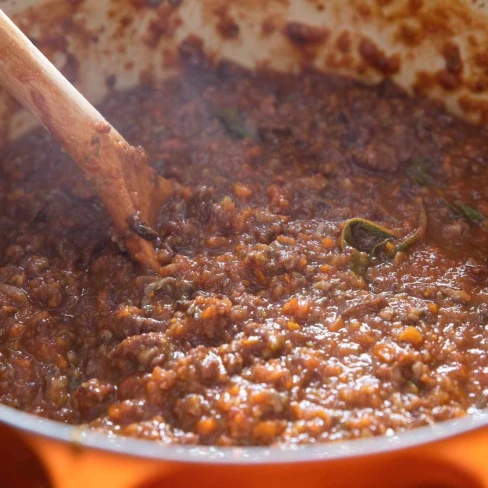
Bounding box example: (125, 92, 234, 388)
(0, 10, 173, 270)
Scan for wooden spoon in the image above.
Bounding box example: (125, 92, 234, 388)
(0, 10, 174, 271)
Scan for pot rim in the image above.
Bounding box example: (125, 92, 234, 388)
(1, 405, 487, 464)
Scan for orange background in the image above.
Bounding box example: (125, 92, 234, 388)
(2, 424, 487, 488)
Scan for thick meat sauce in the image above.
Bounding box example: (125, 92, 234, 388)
(0, 60, 488, 446)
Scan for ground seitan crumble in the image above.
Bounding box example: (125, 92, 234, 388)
(0, 53, 487, 446)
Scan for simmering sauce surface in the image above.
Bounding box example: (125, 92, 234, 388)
(1, 56, 488, 446)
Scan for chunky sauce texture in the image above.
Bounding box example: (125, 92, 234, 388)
(1, 57, 488, 446)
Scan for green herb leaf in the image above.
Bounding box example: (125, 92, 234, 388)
(396, 198, 427, 252)
(458, 204, 484, 225)
(341, 199, 427, 276)
(214, 107, 257, 141)
(340, 218, 396, 254)
(441, 199, 484, 225)
(441, 198, 460, 215)
(405, 157, 434, 186)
